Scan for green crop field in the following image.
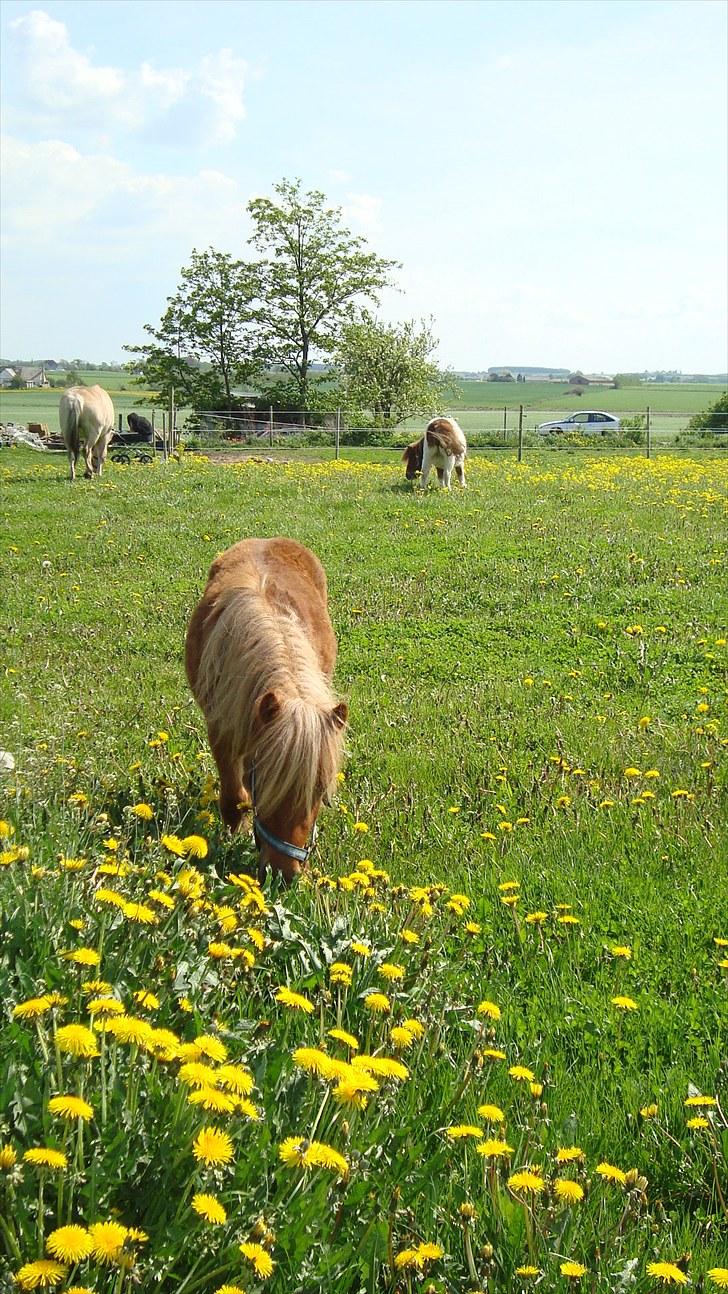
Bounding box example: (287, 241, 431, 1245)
(1, 449, 727, 1293)
(450, 381, 725, 414)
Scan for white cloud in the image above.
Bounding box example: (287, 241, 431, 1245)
(341, 192, 383, 233)
(328, 169, 352, 184)
(8, 10, 250, 147)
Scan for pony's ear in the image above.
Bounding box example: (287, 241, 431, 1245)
(329, 701, 348, 730)
(256, 690, 281, 725)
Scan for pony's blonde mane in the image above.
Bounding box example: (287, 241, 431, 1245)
(195, 577, 345, 821)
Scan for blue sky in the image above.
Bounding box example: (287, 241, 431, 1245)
(1, 0, 726, 371)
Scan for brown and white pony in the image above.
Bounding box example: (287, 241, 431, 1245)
(402, 416, 467, 489)
(185, 538, 348, 881)
(59, 385, 116, 481)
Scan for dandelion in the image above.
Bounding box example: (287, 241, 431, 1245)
(394, 1242, 443, 1271)
(555, 1179, 584, 1203)
(378, 962, 405, 981)
(525, 911, 548, 924)
(391, 1025, 416, 1049)
(327, 1027, 360, 1050)
(330, 962, 353, 986)
(193, 1126, 234, 1166)
(188, 1087, 237, 1114)
(134, 989, 160, 1009)
(192, 1193, 227, 1225)
(0, 1143, 17, 1169)
(477, 999, 501, 1021)
(48, 1094, 94, 1121)
(122, 901, 158, 925)
(279, 1136, 349, 1177)
(64, 948, 100, 966)
(13, 995, 54, 1019)
(507, 1170, 545, 1193)
(214, 1288, 247, 1294)
(481, 1047, 507, 1061)
(561, 1261, 587, 1278)
(707, 1271, 728, 1289)
(364, 992, 391, 1014)
(13, 1260, 68, 1288)
(352, 821, 369, 832)
(88, 1220, 128, 1263)
(611, 945, 632, 959)
(509, 1064, 535, 1082)
(596, 1161, 627, 1184)
(477, 1103, 505, 1122)
(183, 834, 209, 859)
(161, 833, 187, 856)
(516, 1267, 541, 1278)
(87, 997, 124, 1017)
(446, 1125, 483, 1140)
(646, 1263, 690, 1286)
(686, 1116, 709, 1129)
(24, 1148, 68, 1170)
(131, 802, 154, 819)
(46, 1225, 94, 1262)
(684, 1094, 717, 1107)
(477, 1139, 514, 1158)
(217, 1064, 254, 1095)
(402, 929, 420, 943)
(640, 1104, 658, 1118)
(275, 986, 314, 1014)
(556, 1146, 584, 1162)
(352, 1055, 409, 1081)
(611, 995, 639, 1011)
(239, 1242, 275, 1278)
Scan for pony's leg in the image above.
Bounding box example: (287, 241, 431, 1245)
(83, 442, 93, 479)
(455, 460, 466, 488)
(442, 460, 453, 490)
(419, 452, 432, 490)
(211, 736, 248, 831)
(436, 468, 445, 486)
(68, 449, 76, 482)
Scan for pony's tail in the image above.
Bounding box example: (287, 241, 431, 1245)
(65, 399, 80, 457)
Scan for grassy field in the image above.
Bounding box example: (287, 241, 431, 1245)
(0, 449, 727, 1292)
(451, 381, 726, 413)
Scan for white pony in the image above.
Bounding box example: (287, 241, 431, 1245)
(402, 416, 467, 489)
(59, 385, 115, 481)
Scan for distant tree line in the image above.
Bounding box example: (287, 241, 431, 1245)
(125, 179, 457, 426)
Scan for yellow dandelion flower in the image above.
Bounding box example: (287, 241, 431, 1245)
(330, 962, 353, 986)
(131, 803, 154, 819)
(48, 1094, 94, 1121)
(239, 1241, 275, 1278)
(194, 1034, 228, 1062)
(477, 1103, 505, 1122)
(707, 1271, 728, 1289)
(350, 941, 371, 957)
(87, 996, 124, 1017)
(646, 1263, 690, 1286)
(193, 1126, 234, 1166)
(516, 1266, 541, 1277)
(352, 1055, 408, 1081)
(188, 1086, 237, 1114)
(401, 1018, 425, 1038)
(610, 945, 632, 959)
(596, 1161, 627, 1184)
(55, 1024, 98, 1058)
(327, 1027, 360, 1050)
(13, 1260, 68, 1288)
(364, 992, 391, 1014)
(481, 1047, 507, 1061)
(0, 1143, 17, 1169)
(555, 1179, 584, 1203)
(352, 821, 369, 833)
(275, 986, 314, 1014)
(477, 1138, 514, 1158)
(293, 1047, 349, 1082)
(684, 1094, 716, 1107)
(216, 1063, 254, 1095)
(64, 948, 100, 966)
(556, 1146, 584, 1162)
(507, 1170, 545, 1193)
(390, 1025, 416, 1049)
(13, 995, 54, 1020)
(508, 1064, 535, 1082)
(378, 962, 405, 981)
(213, 1287, 247, 1294)
(46, 1225, 94, 1263)
(133, 990, 160, 1009)
(477, 1000, 501, 1021)
(89, 1220, 128, 1263)
(525, 911, 548, 924)
(611, 995, 639, 1011)
(402, 929, 420, 944)
(122, 901, 158, 925)
(182, 834, 209, 859)
(161, 833, 187, 856)
(446, 1124, 483, 1140)
(24, 1147, 68, 1170)
(561, 1261, 587, 1278)
(686, 1116, 709, 1129)
(640, 1104, 658, 1119)
(192, 1193, 227, 1225)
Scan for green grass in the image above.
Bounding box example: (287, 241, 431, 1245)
(451, 381, 726, 413)
(0, 449, 726, 1292)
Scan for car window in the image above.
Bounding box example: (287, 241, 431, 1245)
(573, 413, 589, 423)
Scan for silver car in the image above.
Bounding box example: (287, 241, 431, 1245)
(537, 411, 621, 435)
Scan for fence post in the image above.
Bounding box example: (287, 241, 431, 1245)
(268, 406, 274, 447)
(503, 405, 507, 441)
(151, 409, 156, 459)
(517, 405, 524, 462)
(335, 408, 341, 460)
(646, 405, 651, 459)
(169, 387, 175, 453)
(118, 413, 123, 433)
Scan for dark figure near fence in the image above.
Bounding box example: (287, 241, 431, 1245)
(127, 412, 153, 442)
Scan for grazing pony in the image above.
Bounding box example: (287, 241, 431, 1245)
(402, 416, 467, 489)
(185, 538, 348, 881)
(59, 385, 115, 481)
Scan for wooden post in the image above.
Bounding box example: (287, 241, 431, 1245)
(646, 405, 651, 459)
(335, 408, 341, 459)
(151, 409, 156, 459)
(503, 405, 507, 441)
(162, 411, 168, 462)
(269, 406, 274, 447)
(169, 387, 175, 453)
(118, 413, 123, 433)
(517, 404, 524, 462)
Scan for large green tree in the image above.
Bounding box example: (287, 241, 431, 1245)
(334, 313, 456, 425)
(247, 179, 397, 407)
(126, 248, 260, 410)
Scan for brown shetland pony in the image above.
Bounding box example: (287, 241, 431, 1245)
(402, 416, 467, 489)
(185, 538, 348, 881)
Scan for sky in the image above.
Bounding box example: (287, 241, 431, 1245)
(1, 0, 726, 372)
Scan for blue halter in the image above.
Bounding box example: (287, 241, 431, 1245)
(250, 763, 317, 867)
